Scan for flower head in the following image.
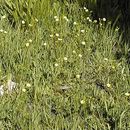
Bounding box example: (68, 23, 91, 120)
(22, 20, 25, 24)
(89, 19, 92, 22)
(54, 16, 58, 19)
(73, 22, 77, 25)
(63, 16, 69, 22)
(81, 41, 86, 45)
(85, 9, 89, 12)
(58, 38, 62, 41)
(78, 54, 82, 58)
(76, 74, 80, 79)
(87, 17, 90, 20)
(22, 88, 26, 92)
(55, 63, 59, 67)
(93, 20, 97, 23)
(4, 31, 7, 34)
(26, 83, 31, 87)
(83, 7, 87, 10)
(1, 15, 6, 19)
(72, 50, 76, 54)
(55, 18, 59, 22)
(26, 43, 30, 47)
(81, 30, 85, 33)
(43, 42, 47, 46)
(125, 92, 130, 96)
(0, 29, 4, 32)
(29, 24, 33, 27)
(80, 100, 85, 104)
(64, 57, 68, 61)
(50, 34, 53, 38)
(103, 18, 106, 22)
(29, 39, 32, 43)
(56, 33, 59, 37)
(107, 83, 111, 88)
(104, 58, 108, 61)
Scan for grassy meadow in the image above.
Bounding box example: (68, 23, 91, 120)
(0, 0, 130, 129)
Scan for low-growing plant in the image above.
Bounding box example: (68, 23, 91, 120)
(0, 0, 130, 130)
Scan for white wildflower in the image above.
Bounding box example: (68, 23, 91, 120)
(56, 33, 59, 37)
(76, 74, 80, 79)
(100, 23, 103, 26)
(1, 15, 6, 19)
(83, 7, 87, 10)
(80, 100, 85, 104)
(26, 83, 31, 87)
(22, 88, 26, 92)
(55, 63, 59, 67)
(55, 18, 59, 22)
(107, 83, 111, 88)
(63, 16, 67, 19)
(81, 30, 85, 33)
(78, 54, 82, 58)
(93, 20, 97, 23)
(43, 42, 47, 46)
(85, 9, 89, 12)
(26, 43, 30, 47)
(81, 41, 86, 45)
(115, 27, 119, 32)
(125, 92, 130, 96)
(0, 29, 4, 32)
(63, 16, 69, 22)
(29, 39, 32, 43)
(29, 24, 33, 27)
(22, 20, 25, 24)
(50, 34, 53, 38)
(103, 18, 106, 22)
(58, 38, 62, 41)
(87, 17, 90, 20)
(64, 57, 68, 61)
(4, 31, 7, 34)
(73, 22, 77, 25)
(72, 50, 76, 54)
(54, 16, 58, 19)
(89, 19, 92, 22)
(104, 58, 108, 61)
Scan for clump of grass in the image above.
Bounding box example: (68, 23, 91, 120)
(0, 0, 130, 130)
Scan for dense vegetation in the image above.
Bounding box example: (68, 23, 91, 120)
(76, 0, 130, 42)
(0, 0, 130, 129)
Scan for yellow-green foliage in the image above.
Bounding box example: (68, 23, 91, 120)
(0, 0, 130, 130)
